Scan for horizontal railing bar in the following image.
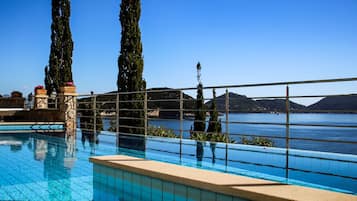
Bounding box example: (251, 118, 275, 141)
(95, 109, 117, 112)
(224, 120, 357, 128)
(289, 153, 357, 164)
(290, 137, 357, 144)
(118, 116, 145, 121)
(118, 108, 145, 111)
(77, 115, 104, 119)
(79, 132, 357, 165)
(142, 147, 357, 180)
(229, 132, 357, 144)
(76, 77, 357, 97)
(77, 101, 94, 104)
(249, 93, 357, 100)
(147, 99, 180, 102)
(147, 117, 184, 122)
(288, 167, 357, 180)
(118, 125, 145, 130)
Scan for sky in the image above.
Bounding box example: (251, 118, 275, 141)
(0, 0, 356, 105)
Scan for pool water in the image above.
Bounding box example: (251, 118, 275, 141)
(0, 133, 95, 200)
(0, 132, 356, 201)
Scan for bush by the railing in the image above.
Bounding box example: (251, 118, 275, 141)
(148, 126, 178, 138)
(207, 133, 236, 143)
(190, 131, 207, 141)
(241, 136, 274, 147)
(190, 131, 236, 143)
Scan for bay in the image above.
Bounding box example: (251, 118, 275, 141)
(102, 113, 357, 154)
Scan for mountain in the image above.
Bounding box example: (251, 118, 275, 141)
(257, 99, 307, 112)
(206, 92, 264, 113)
(205, 92, 307, 113)
(78, 88, 195, 118)
(146, 88, 195, 118)
(78, 90, 357, 115)
(308, 95, 357, 112)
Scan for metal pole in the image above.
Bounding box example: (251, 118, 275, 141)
(179, 91, 183, 160)
(93, 94, 97, 145)
(116, 93, 120, 147)
(144, 91, 148, 138)
(225, 89, 229, 166)
(285, 86, 290, 179)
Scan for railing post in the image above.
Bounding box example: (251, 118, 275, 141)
(179, 91, 184, 160)
(285, 86, 290, 179)
(93, 94, 97, 143)
(116, 93, 120, 147)
(144, 91, 148, 138)
(225, 89, 229, 166)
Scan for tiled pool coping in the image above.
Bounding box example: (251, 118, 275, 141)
(0, 122, 64, 133)
(90, 155, 357, 201)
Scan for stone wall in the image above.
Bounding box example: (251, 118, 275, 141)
(1, 110, 63, 122)
(0, 97, 25, 108)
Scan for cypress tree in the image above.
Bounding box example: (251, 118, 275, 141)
(117, 0, 146, 150)
(193, 62, 206, 132)
(60, 0, 73, 84)
(46, 0, 73, 95)
(192, 62, 206, 162)
(44, 65, 51, 93)
(207, 89, 222, 134)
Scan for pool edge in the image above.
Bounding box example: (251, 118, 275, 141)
(90, 155, 357, 201)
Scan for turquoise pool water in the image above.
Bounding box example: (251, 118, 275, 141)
(0, 123, 64, 132)
(0, 132, 356, 201)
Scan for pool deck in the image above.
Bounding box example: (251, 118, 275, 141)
(90, 155, 357, 201)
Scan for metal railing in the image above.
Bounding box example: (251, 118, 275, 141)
(76, 77, 357, 183)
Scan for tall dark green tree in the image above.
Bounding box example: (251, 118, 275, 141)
(117, 0, 146, 150)
(46, 0, 73, 95)
(193, 62, 206, 132)
(192, 62, 206, 162)
(206, 88, 222, 163)
(207, 89, 222, 134)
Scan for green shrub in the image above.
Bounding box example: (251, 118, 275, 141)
(148, 126, 177, 138)
(207, 133, 236, 143)
(190, 131, 207, 141)
(241, 136, 274, 147)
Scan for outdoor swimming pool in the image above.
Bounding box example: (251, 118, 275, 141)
(0, 132, 356, 200)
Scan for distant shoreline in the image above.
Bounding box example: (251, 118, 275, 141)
(99, 111, 357, 119)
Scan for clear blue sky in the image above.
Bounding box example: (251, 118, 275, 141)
(0, 0, 356, 104)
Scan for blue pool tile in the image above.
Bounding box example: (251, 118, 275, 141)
(163, 181, 175, 201)
(0, 190, 13, 200)
(217, 194, 233, 201)
(141, 190, 152, 201)
(152, 178, 163, 195)
(108, 175, 116, 186)
(141, 175, 151, 188)
(201, 190, 216, 201)
(132, 173, 141, 185)
(152, 178, 163, 201)
(187, 186, 200, 201)
(115, 168, 123, 180)
(174, 183, 187, 201)
(115, 177, 123, 192)
(233, 197, 247, 201)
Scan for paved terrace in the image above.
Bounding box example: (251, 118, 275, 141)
(90, 155, 357, 201)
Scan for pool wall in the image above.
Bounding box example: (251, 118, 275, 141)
(93, 163, 246, 201)
(90, 155, 357, 201)
(146, 136, 357, 194)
